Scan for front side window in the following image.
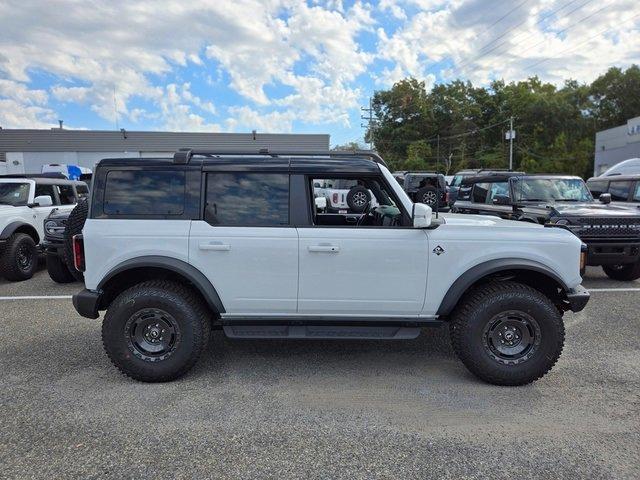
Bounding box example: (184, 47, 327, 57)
(76, 184, 89, 199)
(0, 182, 30, 206)
(311, 176, 404, 227)
(35, 184, 56, 204)
(587, 180, 608, 197)
(205, 173, 289, 226)
(633, 182, 640, 202)
(512, 178, 592, 203)
(609, 181, 632, 201)
(488, 182, 509, 203)
(472, 183, 489, 203)
(57, 184, 76, 205)
(104, 170, 185, 215)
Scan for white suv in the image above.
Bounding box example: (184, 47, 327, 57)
(0, 176, 87, 281)
(72, 150, 589, 385)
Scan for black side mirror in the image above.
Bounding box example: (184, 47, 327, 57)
(599, 193, 612, 204)
(492, 194, 511, 205)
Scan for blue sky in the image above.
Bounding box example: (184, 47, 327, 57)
(0, 0, 638, 146)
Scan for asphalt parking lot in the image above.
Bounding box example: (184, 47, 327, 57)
(0, 265, 638, 479)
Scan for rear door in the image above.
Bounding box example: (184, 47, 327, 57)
(189, 171, 298, 315)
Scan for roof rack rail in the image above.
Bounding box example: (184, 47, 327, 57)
(172, 148, 388, 167)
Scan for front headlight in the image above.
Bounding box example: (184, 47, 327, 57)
(44, 220, 65, 235)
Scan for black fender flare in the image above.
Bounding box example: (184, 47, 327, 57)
(98, 255, 226, 314)
(436, 258, 569, 316)
(0, 221, 40, 243)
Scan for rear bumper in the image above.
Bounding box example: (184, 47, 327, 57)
(566, 285, 590, 313)
(72, 289, 101, 319)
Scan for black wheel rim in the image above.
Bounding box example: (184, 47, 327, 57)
(125, 308, 181, 362)
(482, 310, 541, 365)
(16, 244, 34, 271)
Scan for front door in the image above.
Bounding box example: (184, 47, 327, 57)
(189, 172, 298, 315)
(298, 175, 429, 316)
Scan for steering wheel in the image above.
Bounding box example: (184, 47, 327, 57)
(356, 200, 372, 227)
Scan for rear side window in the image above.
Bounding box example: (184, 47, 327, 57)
(633, 183, 640, 202)
(488, 182, 509, 202)
(205, 173, 289, 226)
(609, 181, 632, 201)
(104, 170, 185, 215)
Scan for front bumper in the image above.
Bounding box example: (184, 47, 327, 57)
(584, 240, 640, 266)
(72, 289, 101, 319)
(40, 238, 65, 255)
(566, 285, 590, 313)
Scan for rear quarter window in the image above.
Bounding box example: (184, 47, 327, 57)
(103, 170, 186, 215)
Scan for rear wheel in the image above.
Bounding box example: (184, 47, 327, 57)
(450, 281, 564, 386)
(102, 280, 211, 382)
(0, 233, 37, 281)
(46, 254, 76, 283)
(602, 262, 640, 281)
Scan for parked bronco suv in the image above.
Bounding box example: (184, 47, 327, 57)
(454, 173, 640, 281)
(393, 171, 448, 211)
(0, 175, 87, 281)
(72, 150, 589, 385)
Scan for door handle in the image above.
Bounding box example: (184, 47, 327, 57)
(308, 244, 340, 253)
(199, 242, 231, 251)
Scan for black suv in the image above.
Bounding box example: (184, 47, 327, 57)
(393, 171, 448, 211)
(449, 169, 525, 208)
(454, 173, 640, 281)
(586, 174, 640, 207)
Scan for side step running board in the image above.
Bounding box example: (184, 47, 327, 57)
(223, 325, 422, 340)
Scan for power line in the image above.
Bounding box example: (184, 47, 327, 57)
(478, 0, 531, 39)
(455, 0, 594, 75)
(514, 2, 612, 59)
(523, 11, 640, 71)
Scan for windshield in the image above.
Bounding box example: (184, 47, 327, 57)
(513, 178, 593, 203)
(0, 182, 30, 206)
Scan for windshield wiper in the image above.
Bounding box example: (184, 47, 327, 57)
(555, 198, 581, 202)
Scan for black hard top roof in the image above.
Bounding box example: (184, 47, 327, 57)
(461, 172, 579, 185)
(587, 174, 640, 182)
(96, 149, 385, 174)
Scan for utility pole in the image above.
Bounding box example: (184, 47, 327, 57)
(361, 97, 375, 149)
(507, 116, 515, 170)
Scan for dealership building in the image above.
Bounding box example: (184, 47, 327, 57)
(594, 116, 640, 175)
(0, 128, 330, 175)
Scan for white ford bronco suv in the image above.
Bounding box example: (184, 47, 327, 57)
(0, 176, 87, 281)
(72, 150, 589, 385)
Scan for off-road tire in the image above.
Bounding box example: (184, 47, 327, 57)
(449, 281, 565, 386)
(102, 280, 211, 382)
(602, 262, 640, 281)
(346, 186, 370, 213)
(46, 254, 76, 283)
(0, 233, 38, 281)
(63, 199, 88, 282)
(416, 186, 438, 207)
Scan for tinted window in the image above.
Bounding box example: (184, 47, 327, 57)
(104, 170, 185, 215)
(76, 184, 89, 198)
(35, 184, 56, 204)
(57, 184, 76, 205)
(205, 173, 289, 226)
(488, 182, 509, 202)
(587, 180, 608, 197)
(472, 183, 489, 203)
(633, 183, 640, 202)
(609, 181, 632, 201)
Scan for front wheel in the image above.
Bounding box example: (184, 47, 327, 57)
(450, 281, 564, 386)
(0, 233, 37, 281)
(102, 281, 211, 382)
(602, 262, 640, 281)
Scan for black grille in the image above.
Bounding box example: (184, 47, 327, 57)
(575, 217, 640, 239)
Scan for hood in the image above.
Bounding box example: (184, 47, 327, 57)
(441, 212, 543, 229)
(550, 203, 640, 218)
(0, 204, 21, 215)
(46, 208, 71, 220)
